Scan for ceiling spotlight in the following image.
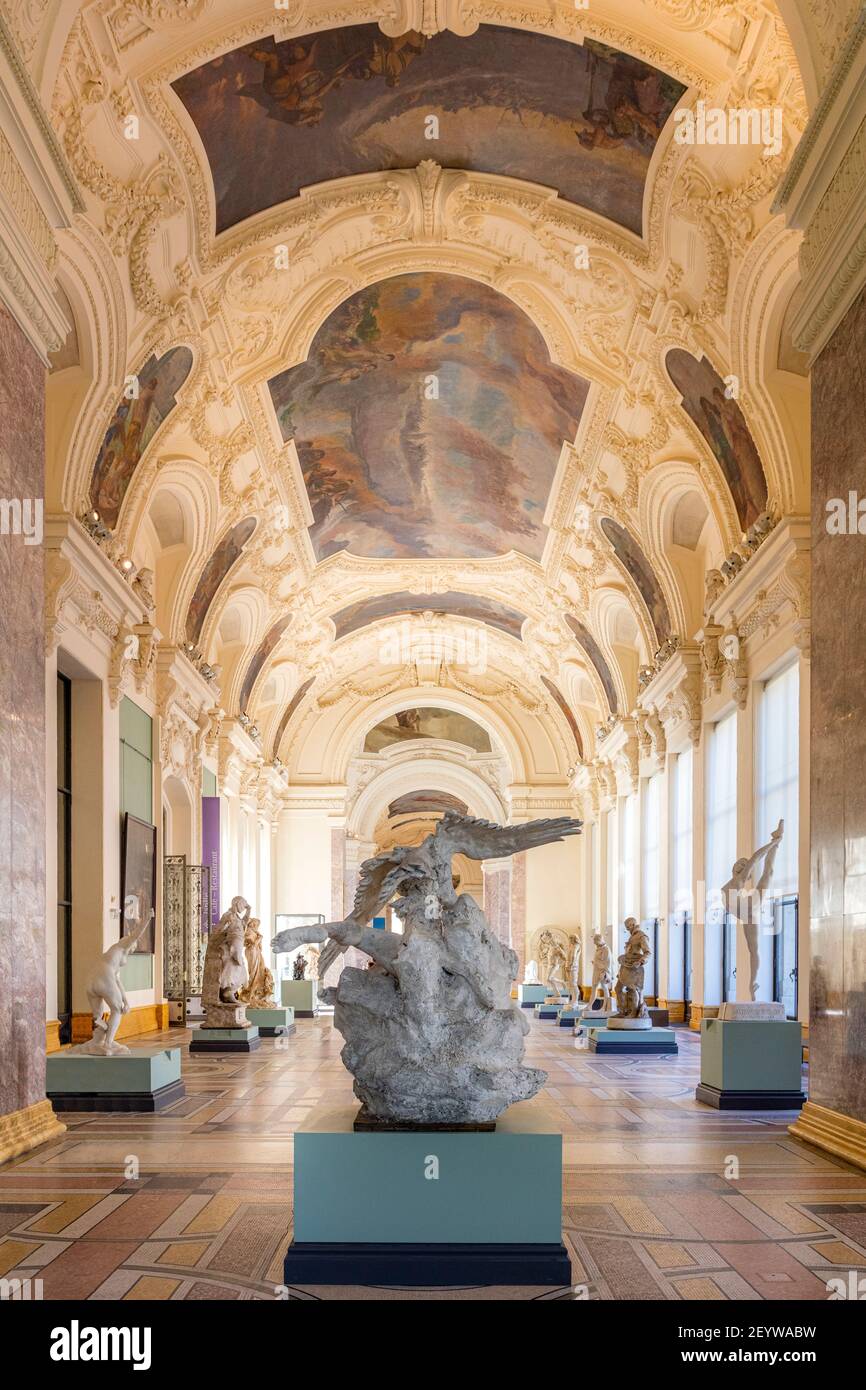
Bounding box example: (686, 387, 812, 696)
(119, 557, 134, 572)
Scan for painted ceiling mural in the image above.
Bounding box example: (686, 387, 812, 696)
(269, 273, 589, 561)
(89, 346, 193, 530)
(666, 349, 769, 531)
(332, 589, 527, 642)
(185, 516, 257, 645)
(272, 675, 316, 754)
(541, 676, 584, 758)
(238, 614, 293, 713)
(364, 707, 492, 753)
(388, 790, 469, 819)
(173, 26, 685, 237)
(599, 517, 672, 645)
(565, 615, 620, 714)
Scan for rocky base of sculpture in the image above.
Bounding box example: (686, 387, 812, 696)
(353, 1105, 495, 1132)
(203, 1002, 249, 1029)
(67, 1037, 132, 1057)
(333, 921, 546, 1126)
(608, 1015, 653, 1031)
(718, 1001, 786, 1021)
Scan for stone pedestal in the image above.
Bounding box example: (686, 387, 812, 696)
(280, 978, 317, 1016)
(283, 1105, 569, 1286)
(696, 1019, 805, 1109)
(46, 1047, 184, 1112)
(518, 983, 547, 1007)
(589, 1026, 678, 1054)
(245, 1006, 295, 1037)
(189, 1026, 260, 1053)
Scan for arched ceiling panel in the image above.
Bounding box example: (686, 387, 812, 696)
(268, 272, 589, 560)
(332, 589, 527, 641)
(364, 707, 492, 754)
(172, 25, 685, 237)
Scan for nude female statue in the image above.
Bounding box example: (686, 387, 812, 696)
(77, 920, 150, 1055)
(721, 820, 784, 1000)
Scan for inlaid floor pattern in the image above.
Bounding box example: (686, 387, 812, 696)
(2, 1018, 864, 1300)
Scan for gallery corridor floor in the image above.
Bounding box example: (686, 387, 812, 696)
(1, 1018, 863, 1302)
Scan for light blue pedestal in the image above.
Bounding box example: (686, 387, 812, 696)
(245, 1006, 295, 1036)
(46, 1047, 183, 1112)
(280, 979, 316, 1016)
(283, 1106, 569, 1286)
(518, 983, 547, 1007)
(589, 1026, 678, 1055)
(190, 1025, 260, 1053)
(696, 1019, 805, 1108)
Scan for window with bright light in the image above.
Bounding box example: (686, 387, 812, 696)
(706, 712, 737, 916)
(606, 807, 617, 934)
(590, 819, 600, 931)
(755, 663, 799, 896)
(641, 773, 661, 921)
(619, 792, 637, 945)
(671, 747, 693, 917)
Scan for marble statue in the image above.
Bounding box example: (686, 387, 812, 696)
(272, 812, 582, 1125)
(523, 958, 540, 985)
(305, 945, 320, 980)
(238, 918, 276, 1008)
(202, 896, 251, 1027)
(587, 932, 614, 1012)
(721, 819, 784, 1000)
(611, 918, 652, 1029)
(566, 933, 581, 1001)
(538, 928, 569, 998)
(73, 920, 151, 1056)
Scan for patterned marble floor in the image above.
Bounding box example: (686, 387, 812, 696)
(2, 1017, 865, 1301)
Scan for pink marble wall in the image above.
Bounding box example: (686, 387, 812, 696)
(0, 298, 46, 1119)
(810, 281, 866, 1125)
(511, 852, 527, 982)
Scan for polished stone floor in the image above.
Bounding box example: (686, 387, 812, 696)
(2, 1016, 865, 1301)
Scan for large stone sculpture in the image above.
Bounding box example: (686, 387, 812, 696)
(538, 928, 568, 998)
(566, 933, 581, 1001)
(721, 819, 784, 1000)
(587, 932, 613, 1012)
(238, 917, 276, 1008)
(202, 896, 251, 1027)
(73, 920, 150, 1056)
(611, 918, 652, 1029)
(272, 812, 581, 1125)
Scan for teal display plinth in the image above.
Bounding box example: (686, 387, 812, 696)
(518, 983, 547, 1007)
(46, 1047, 183, 1112)
(190, 1025, 260, 1053)
(245, 1006, 295, 1036)
(588, 1027, 678, 1054)
(280, 978, 316, 1016)
(535, 1004, 562, 1020)
(696, 1019, 805, 1109)
(283, 1105, 570, 1286)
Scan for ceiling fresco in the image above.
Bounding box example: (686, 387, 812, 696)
(387, 790, 469, 819)
(600, 517, 672, 645)
(541, 676, 584, 758)
(238, 613, 293, 713)
(173, 26, 684, 236)
(666, 349, 769, 532)
(90, 346, 192, 530)
(331, 589, 527, 642)
(268, 272, 589, 561)
(364, 707, 493, 753)
(185, 516, 257, 645)
(565, 615, 620, 714)
(272, 674, 316, 754)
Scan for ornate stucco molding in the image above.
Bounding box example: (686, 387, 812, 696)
(773, 10, 866, 357)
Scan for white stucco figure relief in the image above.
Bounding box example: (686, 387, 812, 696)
(721, 819, 784, 1001)
(523, 958, 540, 984)
(610, 918, 652, 1030)
(73, 920, 150, 1055)
(272, 812, 582, 1125)
(587, 932, 613, 1012)
(202, 896, 252, 1027)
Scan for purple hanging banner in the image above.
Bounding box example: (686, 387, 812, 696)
(202, 796, 221, 927)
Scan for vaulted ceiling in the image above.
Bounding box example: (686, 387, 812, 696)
(36, 0, 819, 790)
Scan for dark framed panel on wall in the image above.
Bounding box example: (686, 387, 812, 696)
(121, 811, 157, 953)
(772, 894, 799, 1020)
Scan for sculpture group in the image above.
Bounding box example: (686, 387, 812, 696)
(272, 812, 582, 1126)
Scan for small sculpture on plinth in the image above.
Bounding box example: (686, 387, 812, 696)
(610, 918, 652, 1030)
(587, 932, 614, 1013)
(721, 819, 784, 1001)
(523, 958, 540, 985)
(238, 918, 276, 1008)
(305, 945, 320, 980)
(72, 920, 150, 1056)
(202, 896, 251, 1027)
(292, 954, 306, 980)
